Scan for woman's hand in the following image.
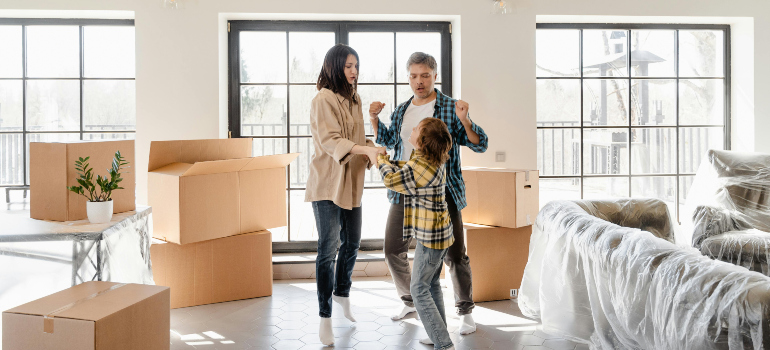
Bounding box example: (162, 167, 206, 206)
(363, 146, 384, 167)
(351, 145, 387, 169)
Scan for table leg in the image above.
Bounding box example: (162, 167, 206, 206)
(71, 241, 78, 286)
(96, 240, 102, 281)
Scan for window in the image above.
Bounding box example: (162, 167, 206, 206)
(536, 24, 730, 222)
(228, 21, 452, 246)
(0, 19, 136, 187)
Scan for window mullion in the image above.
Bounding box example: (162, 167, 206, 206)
(22, 25, 28, 186)
(79, 25, 85, 140)
(675, 29, 681, 223)
(285, 31, 292, 242)
(627, 29, 632, 198)
(579, 28, 584, 199)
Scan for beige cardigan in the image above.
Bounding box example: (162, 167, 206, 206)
(305, 88, 373, 210)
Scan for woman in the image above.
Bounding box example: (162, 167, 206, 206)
(305, 43, 384, 346)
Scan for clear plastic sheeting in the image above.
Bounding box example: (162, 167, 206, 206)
(0, 207, 154, 321)
(701, 229, 770, 276)
(520, 199, 770, 350)
(684, 150, 770, 248)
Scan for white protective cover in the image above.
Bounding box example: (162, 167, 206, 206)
(684, 149, 770, 248)
(519, 198, 770, 349)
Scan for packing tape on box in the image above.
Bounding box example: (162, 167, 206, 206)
(525, 172, 530, 181)
(43, 283, 127, 334)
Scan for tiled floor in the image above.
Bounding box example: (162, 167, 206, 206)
(170, 277, 587, 350)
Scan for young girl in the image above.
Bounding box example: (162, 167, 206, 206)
(378, 118, 455, 350)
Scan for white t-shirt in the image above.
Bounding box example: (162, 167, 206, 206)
(398, 99, 436, 160)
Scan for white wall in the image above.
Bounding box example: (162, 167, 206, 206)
(1, 0, 768, 205)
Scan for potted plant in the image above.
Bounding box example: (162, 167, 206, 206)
(67, 151, 130, 224)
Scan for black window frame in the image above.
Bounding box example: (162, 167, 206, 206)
(228, 20, 452, 252)
(0, 18, 136, 188)
(536, 23, 731, 223)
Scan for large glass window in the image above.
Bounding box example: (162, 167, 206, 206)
(536, 24, 730, 222)
(229, 21, 452, 245)
(0, 19, 135, 187)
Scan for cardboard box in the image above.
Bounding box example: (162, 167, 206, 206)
(30, 140, 136, 221)
(148, 138, 298, 244)
(2, 281, 169, 350)
(462, 167, 539, 228)
(465, 224, 532, 302)
(151, 230, 273, 309)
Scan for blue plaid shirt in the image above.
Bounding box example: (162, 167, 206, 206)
(375, 88, 488, 210)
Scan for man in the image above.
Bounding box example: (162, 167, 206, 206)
(370, 52, 488, 337)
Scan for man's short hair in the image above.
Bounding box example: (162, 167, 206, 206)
(406, 52, 438, 75)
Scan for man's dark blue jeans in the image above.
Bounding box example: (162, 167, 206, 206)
(312, 200, 362, 318)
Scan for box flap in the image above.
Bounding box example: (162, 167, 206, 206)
(241, 153, 300, 171)
(152, 163, 194, 176)
(148, 139, 252, 172)
(181, 158, 253, 177)
(4, 282, 168, 323)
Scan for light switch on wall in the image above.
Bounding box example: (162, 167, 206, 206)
(495, 151, 505, 162)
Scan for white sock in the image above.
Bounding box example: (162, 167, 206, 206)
(459, 314, 477, 335)
(419, 337, 434, 345)
(391, 305, 417, 320)
(319, 317, 334, 346)
(332, 295, 356, 322)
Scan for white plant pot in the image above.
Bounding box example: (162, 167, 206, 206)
(87, 200, 114, 224)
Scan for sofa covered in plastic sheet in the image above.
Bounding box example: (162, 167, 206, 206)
(520, 198, 770, 350)
(684, 150, 770, 275)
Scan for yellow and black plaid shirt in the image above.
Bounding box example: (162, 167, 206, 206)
(378, 151, 454, 250)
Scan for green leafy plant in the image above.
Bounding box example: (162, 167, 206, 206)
(67, 151, 130, 202)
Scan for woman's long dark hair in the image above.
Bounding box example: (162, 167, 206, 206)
(317, 43, 359, 103)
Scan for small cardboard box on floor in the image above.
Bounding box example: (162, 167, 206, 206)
(151, 230, 272, 309)
(30, 140, 136, 222)
(462, 167, 539, 228)
(464, 224, 532, 302)
(2, 281, 169, 350)
(148, 138, 298, 245)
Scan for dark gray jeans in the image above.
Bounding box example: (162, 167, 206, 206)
(384, 194, 475, 315)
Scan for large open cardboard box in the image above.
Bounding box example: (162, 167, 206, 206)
(30, 140, 136, 222)
(2, 281, 169, 350)
(462, 167, 539, 228)
(151, 230, 272, 309)
(148, 138, 297, 245)
(465, 224, 532, 302)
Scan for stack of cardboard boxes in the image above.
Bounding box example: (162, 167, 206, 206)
(147, 139, 297, 309)
(461, 167, 539, 302)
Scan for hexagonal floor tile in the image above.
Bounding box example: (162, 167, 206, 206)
(353, 341, 388, 350)
(379, 334, 412, 346)
(272, 339, 306, 350)
(512, 334, 546, 346)
(278, 311, 308, 321)
(542, 339, 577, 350)
(377, 325, 408, 336)
(492, 340, 524, 350)
(274, 329, 306, 340)
(460, 334, 494, 349)
(353, 330, 385, 342)
(533, 330, 562, 340)
(353, 321, 382, 332)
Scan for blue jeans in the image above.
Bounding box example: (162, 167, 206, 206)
(411, 242, 453, 350)
(312, 200, 362, 318)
